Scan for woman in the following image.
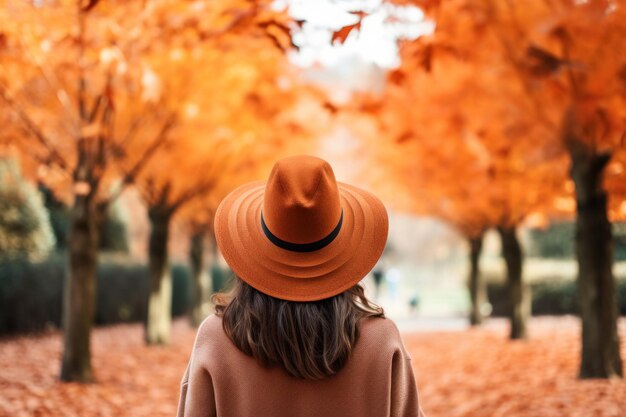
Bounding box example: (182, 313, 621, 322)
(177, 155, 425, 417)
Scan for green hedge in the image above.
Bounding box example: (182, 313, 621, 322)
(38, 186, 69, 250)
(487, 279, 626, 317)
(0, 254, 64, 334)
(529, 221, 626, 261)
(0, 254, 198, 335)
(211, 263, 234, 294)
(98, 202, 130, 254)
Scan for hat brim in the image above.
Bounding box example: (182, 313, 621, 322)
(214, 180, 389, 301)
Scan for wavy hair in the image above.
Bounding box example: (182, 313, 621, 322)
(213, 277, 384, 380)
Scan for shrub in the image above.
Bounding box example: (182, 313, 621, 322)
(38, 185, 69, 250)
(95, 260, 148, 324)
(0, 255, 191, 335)
(528, 222, 575, 259)
(96, 261, 190, 323)
(99, 200, 130, 253)
(0, 254, 64, 334)
(211, 263, 233, 293)
(487, 279, 626, 317)
(0, 158, 55, 261)
(529, 221, 626, 261)
(171, 264, 191, 317)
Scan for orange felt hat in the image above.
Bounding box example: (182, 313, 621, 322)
(214, 155, 389, 301)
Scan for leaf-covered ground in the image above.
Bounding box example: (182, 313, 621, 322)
(404, 317, 626, 417)
(0, 317, 625, 417)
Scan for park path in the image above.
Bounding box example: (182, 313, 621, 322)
(0, 317, 625, 417)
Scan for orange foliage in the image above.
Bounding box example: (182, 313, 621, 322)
(132, 30, 326, 228)
(352, 56, 571, 236)
(0, 0, 330, 233)
(0, 0, 308, 207)
(354, 0, 626, 235)
(382, 0, 626, 226)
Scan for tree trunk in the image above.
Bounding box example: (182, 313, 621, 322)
(145, 206, 173, 345)
(498, 226, 530, 340)
(467, 232, 486, 326)
(189, 230, 212, 328)
(60, 193, 99, 382)
(569, 147, 623, 379)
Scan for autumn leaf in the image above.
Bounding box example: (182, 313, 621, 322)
(331, 21, 362, 45)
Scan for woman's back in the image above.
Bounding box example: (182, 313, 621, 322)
(177, 314, 423, 417)
(177, 155, 426, 416)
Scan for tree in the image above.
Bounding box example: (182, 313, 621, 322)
(0, 1, 173, 382)
(344, 40, 570, 336)
(0, 0, 299, 381)
(131, 15, 324, 343)
(385, 0, 626, 377)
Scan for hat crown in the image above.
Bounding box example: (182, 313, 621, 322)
(263, 155, 341, 244)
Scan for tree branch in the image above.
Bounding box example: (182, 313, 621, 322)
(171, 179, 217, 213)
(109, 114, 149, 159)
(106, 112, 177, 204)
(0, 86, 70, 172)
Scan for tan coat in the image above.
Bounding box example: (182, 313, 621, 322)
(177, 314, 426, 417)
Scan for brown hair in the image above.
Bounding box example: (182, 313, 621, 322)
(213, 277, 385, 380)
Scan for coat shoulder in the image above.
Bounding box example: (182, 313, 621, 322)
(194, 314, 228, 351)
(359, 317, 411, 359)
(198, 313, 223, 334)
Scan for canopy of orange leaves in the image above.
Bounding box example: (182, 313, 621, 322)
(353, 0, 626, 234)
